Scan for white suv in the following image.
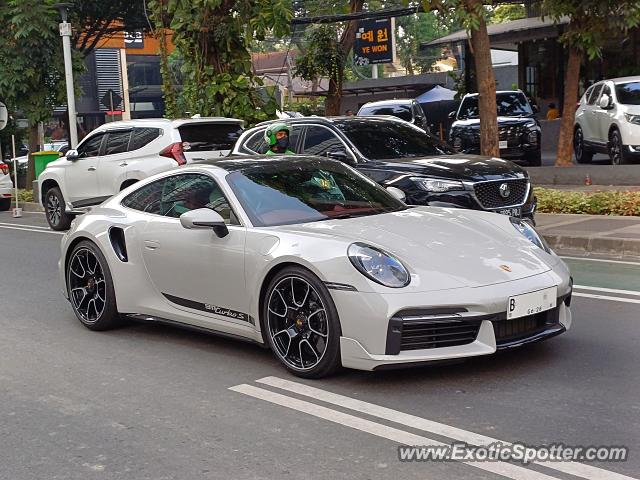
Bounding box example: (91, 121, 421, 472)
(1, 162, 12, 211)
(574, 76, 640, 165)
(39, 117, 243, 230)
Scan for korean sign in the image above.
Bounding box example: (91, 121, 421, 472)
(354, 18, 395, 66)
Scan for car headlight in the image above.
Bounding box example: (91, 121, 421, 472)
(510, 217, 550, 253)
(527, 131, 538, 143)
(412, 177, 465, 193)
(624, 113, 640, 125)
(348, 243, 410, 288)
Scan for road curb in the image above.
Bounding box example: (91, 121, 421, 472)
(10, 201, 44, 213)
(543, 233, 640, 261)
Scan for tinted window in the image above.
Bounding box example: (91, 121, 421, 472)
(122, 174, 238, 224)
(104, 130, 132, 155)
(359, 104, 413, 122)
(130, 127, 161, 151)
(178, 123, 243, 152)
(243, 127, 300, 154)
(587, 84, 603, 105)
(227, 159, 405, 227)
(77, 133, 105, 158)
(458, 92, 533, 118)
(335, 118, 453, 160)
(302, 126, 345, 156)
(615, 82, 640, 105)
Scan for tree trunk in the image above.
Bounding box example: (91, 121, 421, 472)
(26, 123, 38, 189)
(555, 46, 582, 166)
(466, 1, 499, 157)
(325, 77, 342, 116)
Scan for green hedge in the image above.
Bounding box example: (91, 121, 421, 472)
(535, 188, 640, 216)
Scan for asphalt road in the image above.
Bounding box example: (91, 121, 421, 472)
(1, 211, 639, 480)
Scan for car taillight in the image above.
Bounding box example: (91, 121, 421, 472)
(160, 142, 187, 166)
(0, 163, 8, 175)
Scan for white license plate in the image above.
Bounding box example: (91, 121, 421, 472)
(507, 286, 557, 320)
(499, 140, 508, 149)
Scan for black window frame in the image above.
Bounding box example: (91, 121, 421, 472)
(103, 129, 133, 156)
(129, 127, 162, 152)
(76, 132, 107, 159)
(241, 126, 303, 155)
(587, 83, 604, 105)
(301, 124, 355, 160)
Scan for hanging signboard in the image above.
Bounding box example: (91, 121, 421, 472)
(354, 18, 395, 66)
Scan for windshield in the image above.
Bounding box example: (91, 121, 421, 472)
(334, 118, 453, 160)
(615, 82, 640, 105)
(458, 92, 533, 119)
(358, 104, 413, 122)
(226, 159, 406, 227)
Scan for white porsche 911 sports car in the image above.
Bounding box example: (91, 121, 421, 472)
(59, 156, 572, 378)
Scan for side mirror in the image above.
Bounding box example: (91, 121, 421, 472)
(326, 149, 354, 164)
(180, 208, 229, 238)
(532, 104, 540, 114)
(448, 111, 456, 120)
(599, 94, 612, 109)
(386, 186, 406, 202)
(65, 149, 79, 161)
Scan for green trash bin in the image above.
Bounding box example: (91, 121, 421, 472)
(33, 151, 62, 179)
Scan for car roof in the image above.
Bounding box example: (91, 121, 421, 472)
(254, 115, 404, 129)
(463, 90, 523, 98)
(608, 76, 640, 84)
(359, 99, 414, 108)
(93, 117, 244, 131)
(191, 154, 344, 173)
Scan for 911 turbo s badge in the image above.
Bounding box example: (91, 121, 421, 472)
(163, 293, 254, 325)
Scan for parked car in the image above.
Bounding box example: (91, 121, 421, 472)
(357, 99, 429, 131)
(574, 76, 640, 165)
(60, 156, 572, 378)
(449, 90, 542, 166)
(0, 162, 12, 211)
(38, 117, 244, 230)
(233, 116, 537, 223)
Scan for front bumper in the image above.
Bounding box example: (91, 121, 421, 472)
(334, 269, 571, 371)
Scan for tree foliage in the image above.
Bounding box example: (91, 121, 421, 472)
(488, 3, 525, 24)
(149, 0, 292, 124)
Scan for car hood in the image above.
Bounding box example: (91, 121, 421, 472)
(279, 207, 551, 290)
(452, 116, 537, 129)
(367, 154, 526, 181)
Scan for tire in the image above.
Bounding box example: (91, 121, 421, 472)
(609, 129, 630, 165)
(0, 197, 10, 211)
(574, 127, 593, 164)
(45, 187, 74, 231)
(66, 240, 122, 331)
(262, 266, 342, 378)
(523, 149, 542, 167)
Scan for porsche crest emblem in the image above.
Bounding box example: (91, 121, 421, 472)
(499, 264, 512, 272)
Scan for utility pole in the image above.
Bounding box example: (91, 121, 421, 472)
(54, 3, 78, 148)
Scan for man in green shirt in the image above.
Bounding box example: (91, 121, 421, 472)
(265, 123, 295, 155)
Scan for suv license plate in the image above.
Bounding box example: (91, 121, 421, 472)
(497, 207, 521, 217)
(507, 286, 557, 320)
(499, 140, 508, 149)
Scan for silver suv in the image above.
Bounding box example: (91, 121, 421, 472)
(574, 76, 640, 165)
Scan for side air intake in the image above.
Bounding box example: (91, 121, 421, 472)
(109, 227, 128, 262)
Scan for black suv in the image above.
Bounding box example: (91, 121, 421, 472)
(449, 91, 542, 166)
(232, 116, 537, 222)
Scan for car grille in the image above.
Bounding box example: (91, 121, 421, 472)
(388, 313, 481, 352)
(473, 179, 529, 209)
(499, 125, 525, 141)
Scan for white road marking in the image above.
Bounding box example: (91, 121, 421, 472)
(574, 285, 640, 297)
(230, 384, 562, 480)
(0, 221, 50, 230)
(256, 376, 638, 480)
(573, 292, 640, 305)
(561, 256, 640, 267)
(0, 224, 62, 235)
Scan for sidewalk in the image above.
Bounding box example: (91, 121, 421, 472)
(537, 213, 640, 260)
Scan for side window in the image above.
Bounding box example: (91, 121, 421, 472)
(129, 127, 161, 151)
(104, 130, 132, 155)
(122, 174, 239, 225)
(302, 126, 345, 156)
(121, 177, 166, 215)
(587, 84, 603, 105)
(77, 133, 106, 158)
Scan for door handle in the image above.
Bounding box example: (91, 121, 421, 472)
(119, 161, 128, 167)
(87, 166, 96, 171)
(144, 240, 160, 250)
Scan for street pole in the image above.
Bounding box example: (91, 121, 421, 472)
(55, 4, 78, 148)
(371, 64, 378, 79)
